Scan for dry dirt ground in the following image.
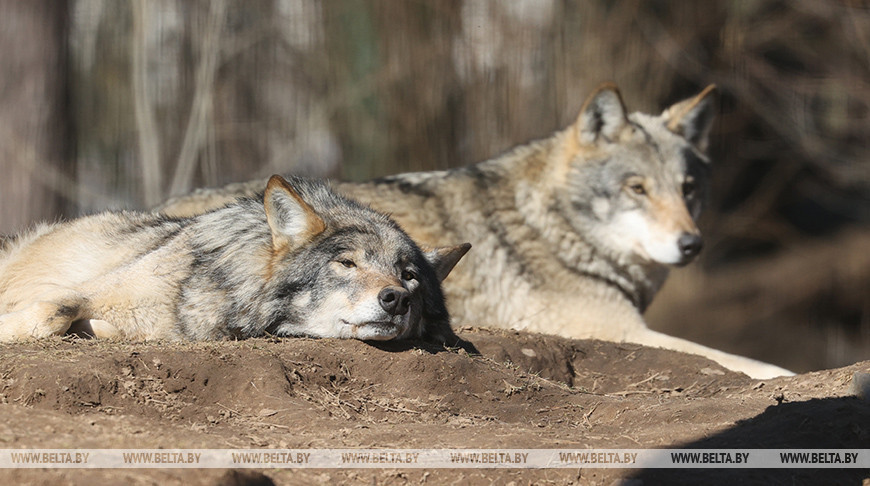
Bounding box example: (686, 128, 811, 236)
(0, 327, 867, 485)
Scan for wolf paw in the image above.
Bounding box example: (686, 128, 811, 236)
(0, 311, 40, 342)
(0, 302, 76, 342)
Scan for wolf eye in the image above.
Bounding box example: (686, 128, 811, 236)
(402, 270, 417, 281)
(629, 183, 646, 196)
(338, 259, 356, 268)
(682, 177, 696, 197)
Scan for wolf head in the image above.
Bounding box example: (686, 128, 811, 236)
(262, 175, 470, 343)
(560, 83, 717, 267)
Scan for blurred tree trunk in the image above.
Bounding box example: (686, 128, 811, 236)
(0, 0, 73, 234)
(322, 1, 387, 182)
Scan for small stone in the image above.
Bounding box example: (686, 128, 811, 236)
(700, 367, 725, 376)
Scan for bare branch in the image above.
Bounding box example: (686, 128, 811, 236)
(130, 0, 162, 207)
(169, 0, 227, 197)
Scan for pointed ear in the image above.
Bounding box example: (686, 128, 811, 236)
(264, 175, 326, 251)
(664, 84, 717, 152)
(424, 243, 471, 282)
(576, 83, 629, 146)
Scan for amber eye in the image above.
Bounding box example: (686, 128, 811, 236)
(402, 270, 417, 281)
(339, 259, 356, 268)
(630, 183, 647, 196)
(682, 177, 696, 197)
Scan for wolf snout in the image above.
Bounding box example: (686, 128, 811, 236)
(677, 232, 703, 259)
(378, 286, 410, 316)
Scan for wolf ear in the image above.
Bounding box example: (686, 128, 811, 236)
(424, 243, 471, 282)
(576, 83, 629, 146)
(663, 84, 717, 152)
(264, 175, 326, 251)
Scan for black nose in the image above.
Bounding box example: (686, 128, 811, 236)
(677, 233, 703, 259)
(378, 286, 410, 316)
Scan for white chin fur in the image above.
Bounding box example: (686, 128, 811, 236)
(640, 238, 684, 265)
(608, 211, 683, 265)
(352, 322, 405, 340)
(304, 296, 410, 340)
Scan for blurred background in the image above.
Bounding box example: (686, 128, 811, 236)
(0, 0, 867, 373)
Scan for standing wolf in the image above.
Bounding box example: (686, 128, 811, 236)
(156, 85, 792, 378)
(0, 175, 469, 343)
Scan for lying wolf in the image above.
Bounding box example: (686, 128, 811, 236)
(156, 85, 792, 378)
(0, 175, 469, 344)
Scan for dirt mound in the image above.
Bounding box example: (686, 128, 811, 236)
(0, 328, 867, 485)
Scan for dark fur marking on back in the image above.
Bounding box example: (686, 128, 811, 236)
(134, 224, 185, 260)
(371, 175, 434, 199)
(464, 164, 501, 191)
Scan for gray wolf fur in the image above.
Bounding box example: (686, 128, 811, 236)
(156, 85, 792, 378)
(0, 175, 469, 344)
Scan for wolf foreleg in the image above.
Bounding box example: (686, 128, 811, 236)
(624, 328, 794, 379)
(0, 295, 87, 342)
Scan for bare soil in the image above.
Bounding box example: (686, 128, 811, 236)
(0, 328, 867, 485)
